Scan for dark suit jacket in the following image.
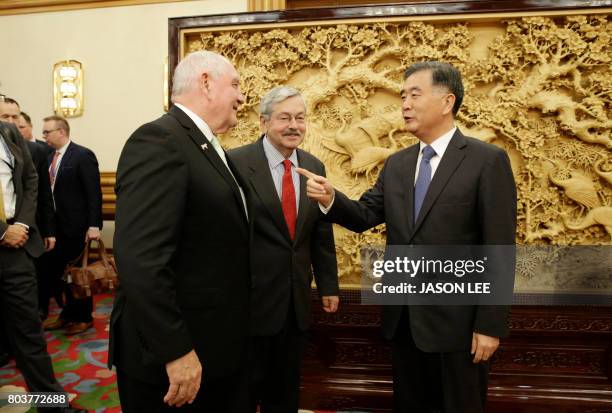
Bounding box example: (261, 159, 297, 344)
(109, 105, 251, 385)
(0, 122, 45, 257)
(49, 141, 102, 240)
(327, 129, 517, 352)
(229, 138, 338, 336)
(26, 141, 55, 238)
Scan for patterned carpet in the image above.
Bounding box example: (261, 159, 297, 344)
(0, 295, 119, 412)
(0, 295, 369, 413)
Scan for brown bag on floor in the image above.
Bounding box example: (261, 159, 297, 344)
(64, 239, 119, 299)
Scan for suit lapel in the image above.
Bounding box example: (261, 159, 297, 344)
(412, 130, 467, 236)
(401, 145, 419, 233)
(169, 106, 247, 222)
(248, 139, 293, 242)
(54, 142, 74, 188)
(293, 149, 310, 244)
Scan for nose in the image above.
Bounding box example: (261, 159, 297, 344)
(402, 98, 411, 111)
(237, 91, 245, 105)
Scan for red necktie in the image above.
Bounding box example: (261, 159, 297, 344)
(49, 151, 60, 187)
(281, 159, 297, 240)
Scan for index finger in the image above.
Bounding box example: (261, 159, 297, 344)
(296, 167, 317, 180)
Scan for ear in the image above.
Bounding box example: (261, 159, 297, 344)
(200, 71, 211, 95)
(442, 93, 456, 116)
(259, 115, 267, 133)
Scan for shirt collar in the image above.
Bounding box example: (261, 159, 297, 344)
(262, 135, 298, 169)
(174, 103, 216, 142)
(56, 140, 71, 155)
(419, 126, 457, 158)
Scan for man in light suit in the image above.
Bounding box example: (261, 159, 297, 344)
(299, 61, 517, 413)
(42, 115, 102, 335)
(109, 50, 251, 412)
(229, 86, 339, 413)
(0, 114, 85, 413)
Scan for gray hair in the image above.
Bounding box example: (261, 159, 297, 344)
(171, 51, 231, 101)
(404, 61, 464, 116)
(259, 86, 305, 120)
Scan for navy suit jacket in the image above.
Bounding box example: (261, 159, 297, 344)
(49, 141, 103, 240)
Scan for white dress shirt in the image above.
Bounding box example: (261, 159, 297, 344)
(414, 126, 457, 185)
(49, 140, 70, 192)
(0, 136, 16, 220)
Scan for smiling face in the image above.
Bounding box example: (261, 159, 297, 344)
(260, 95, 306, 158)
(205, 63, 245, 135)
(400, 69, 455, 142)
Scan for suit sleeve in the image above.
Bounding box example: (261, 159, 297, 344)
(113, 123, 193, 364)
(12, 127, 38, 228)
(34, 144, 56, 237)
(79, 148, 103, 229)
(325, 161, 387, 232)
(311, 163, 339, 297)
(473, 149, 517, 338)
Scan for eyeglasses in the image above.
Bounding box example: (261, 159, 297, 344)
(42, 128, 61, 136)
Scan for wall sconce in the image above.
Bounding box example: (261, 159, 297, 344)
(53, 60, 84, 117)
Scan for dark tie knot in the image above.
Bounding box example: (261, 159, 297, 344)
(422, 145, 436, 163)
(283, 159, 292, 172)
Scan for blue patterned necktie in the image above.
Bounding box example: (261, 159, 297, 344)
(414, 145, 436, 224)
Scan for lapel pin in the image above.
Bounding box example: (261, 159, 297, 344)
(201, 143, 208, 151)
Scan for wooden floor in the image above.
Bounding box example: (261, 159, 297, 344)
(301, 290, 612, 413)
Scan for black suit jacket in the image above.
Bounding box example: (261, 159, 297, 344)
(109, 105, 252, 384)
(229, 138, 338, 336)
(0, 122, 44, 257)
(327, 129, 517, 352)
(49, 141, 102, 240)
(27, 141, 55, 238)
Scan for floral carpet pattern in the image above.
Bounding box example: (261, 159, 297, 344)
(0, 295, 370, 413)
(0, 295, 119, 412)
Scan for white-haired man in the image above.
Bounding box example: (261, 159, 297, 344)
(229, 86, 339, 413)
(109, 51, 250, 412)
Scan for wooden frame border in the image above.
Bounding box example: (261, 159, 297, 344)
(0, 0, 195, 16)
(168, 0, 611, 104)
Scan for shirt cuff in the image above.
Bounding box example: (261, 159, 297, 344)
(15, 222, 29, 230)
(318, 194, 335, 214)
(88, 227, 100, 231)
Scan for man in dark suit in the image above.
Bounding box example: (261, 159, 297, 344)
(42, 115, 102, 335)
(299, 61, 517, 413)
(1, 102, 58, 319)
(109, 50, 251, 412)
(229, 86, 339, 413)
(0, 115, 85, 413)
(0, 98, 56, 363)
